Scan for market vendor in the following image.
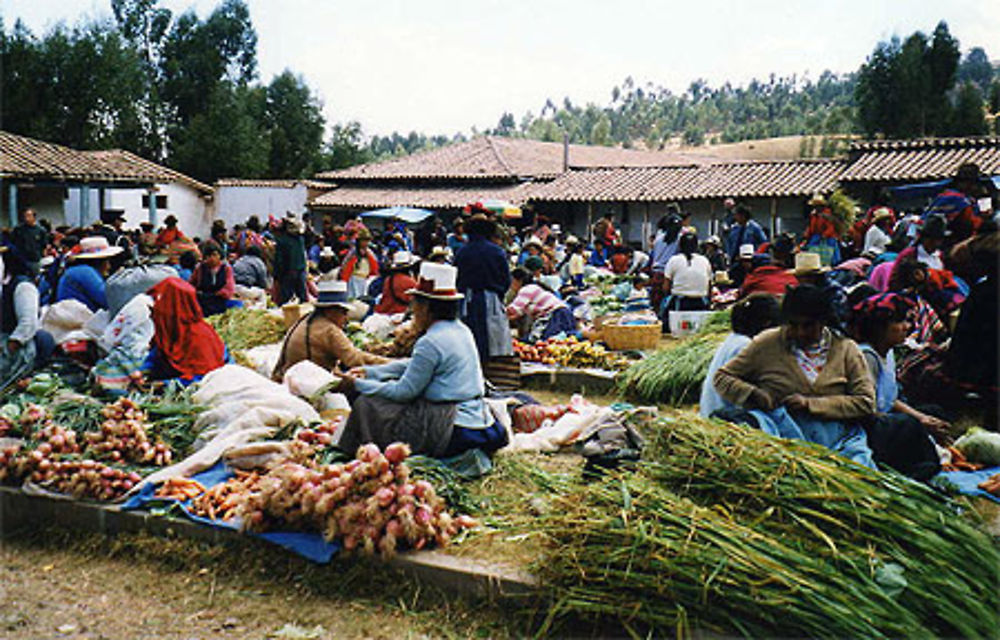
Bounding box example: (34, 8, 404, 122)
(337, 263, 507, 457)
(146, 277, 226, 383)
(661, 232, 712, 326)
(373, 251, 419, 315)
(189, 242, 236, 317)
(271, 280, 389, 381)
(56, 236, 124, 312)
(339, 228, 379, 301)
(713, 284, 877, 468)
(507, 267, 577, 342)
(0, 247, 55, 388)
(850, 293, 944, 480)
(455, 214, 513, 362)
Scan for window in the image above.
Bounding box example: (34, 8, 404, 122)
(141, 194, 168, 209)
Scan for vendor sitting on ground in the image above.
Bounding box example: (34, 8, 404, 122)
(713, 284, 877, 468)
(699, 293, 781, 418)
(189, 241, 236, 317)
(850, 292, 945, 480)
(337, 263, 507, 458)
(271, 280, 389, 381)
(507, 267, 577, 342)
(0, 247, 55, 387)
(146, 277, 226, 383)
(56, 236, 124, 312)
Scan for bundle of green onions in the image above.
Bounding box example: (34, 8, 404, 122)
(206, 307, 286, 350)
(532, 413, 999, 637)
(615, 334, 725, 405)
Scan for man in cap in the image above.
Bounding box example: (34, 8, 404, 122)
(701, 235, 728, 272)
(727, 243, 757, 289)
(274, 213, 308, 304)
(724, 205, 767, 262)
(924, 163, 986, 246)
(271, 280, 389, 381)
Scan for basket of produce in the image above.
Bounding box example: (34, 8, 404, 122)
(591, 313, 621, 332)
(601, 320, 661, 351)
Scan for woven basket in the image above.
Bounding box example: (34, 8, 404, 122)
(593, 313, 622, 331)
(602, 321, 662, 351)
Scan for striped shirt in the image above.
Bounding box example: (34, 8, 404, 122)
(508, 284, 565, 320)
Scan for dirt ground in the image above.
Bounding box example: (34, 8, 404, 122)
(0, 531, 523, 640)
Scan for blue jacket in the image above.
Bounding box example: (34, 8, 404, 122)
(455, 236, 510, 295)
(357, 319, 491, 428)
(56, 263, 108, 312)
(725, 220, 767, 260)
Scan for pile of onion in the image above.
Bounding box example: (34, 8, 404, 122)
(32, 422, 81, 456)
(239, 442, 477, 557)
(83, 398, 172, 466)
(29, 458, 142, 501)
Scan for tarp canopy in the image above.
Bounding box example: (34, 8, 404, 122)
(360, 206, 434, 224)
(890, 176, 999, 202)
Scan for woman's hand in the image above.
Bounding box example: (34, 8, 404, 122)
(346, 367, 366, 379)
(337, 373, 357, 394)
(748, 388, 775, 411)
(916, 412, 951, 442)
(783, 394, 810, 412)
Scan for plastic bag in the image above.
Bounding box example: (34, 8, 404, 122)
(105, 264, 177, 318)
(241, 342, 283, 378)
(283, 360, 338, 399)
(192, 364, 285, 405)
(361, 313, 398, 341)
(954, 427, 1000, 466)
(99, 294, 154, 356)
(41, 299, 94, 344)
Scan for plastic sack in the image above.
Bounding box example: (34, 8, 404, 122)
(41, 299, 93, 344)
(362, 313, 398, 341)
(99, 294, 154, 356)
(105, 264, 177, 318)
(241, 342, 283, 378)
(192, 364, 286, 405)
(954, 427, 1000, 466)
(511, 404, 570, 433)
(283, 360, 338, 399)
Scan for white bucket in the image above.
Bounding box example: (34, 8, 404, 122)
(668, 311, 712, 337)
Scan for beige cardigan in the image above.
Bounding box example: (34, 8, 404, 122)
(713, 327, 875, 421)
(272, 312, 389, 381)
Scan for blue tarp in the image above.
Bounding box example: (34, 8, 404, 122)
(360, 206, 434, 225)
(889, 177, 999, 202)
(123, 462, 340, 563)
(935, 466, 1000, 504)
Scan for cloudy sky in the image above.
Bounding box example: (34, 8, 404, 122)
(4, 0, 998, 137)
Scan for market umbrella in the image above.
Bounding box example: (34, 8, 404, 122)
(360, 206, 435, 225)
(465, 199, 522, 219)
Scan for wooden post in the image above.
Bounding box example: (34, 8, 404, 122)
(770, 197, 778, 237)
(586, 202, 593, 244)
(6, 181, 16, 228)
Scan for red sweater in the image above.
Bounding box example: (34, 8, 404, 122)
(739, 265, 798, 298)
(375, 273, 417, 315)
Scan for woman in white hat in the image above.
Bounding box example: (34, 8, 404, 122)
(373, 251, 419, 315)
(55, 236, 124, 312)
(338, 262, 507, 457)
(271, 280, 389, 381)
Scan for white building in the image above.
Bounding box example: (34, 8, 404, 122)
(212, 179, 333, 229)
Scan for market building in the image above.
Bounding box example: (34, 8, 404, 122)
(0, 130, 213, 235)
(212, 178, 335, 229)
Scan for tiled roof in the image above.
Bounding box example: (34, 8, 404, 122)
(316, 136, 723, 181)
(216, 178, 301, 188)
(840, 137, 1000, 182)
(529, 160, 845, 202)
(0, 130, 212, 193)
(310, 182, 534, 210)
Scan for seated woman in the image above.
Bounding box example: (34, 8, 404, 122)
(373, 251, 419, 316)
(507, 267, 577, 342)
(889, 261, 947, 347)
(0, 248, 55, 388)
(713, 284, 877, 468)
(190, 242, 236, 317)
(699, 294, 781, 418)
(850, 293, 944, 480)
(338, 263, 507, 458)
(271, 280, 389, 381)
(56, 236, 124, 312)
(661, 232, 712, 327)
(146, 277, 226, 384)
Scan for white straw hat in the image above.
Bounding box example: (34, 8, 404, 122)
(407, 262, 464, 300)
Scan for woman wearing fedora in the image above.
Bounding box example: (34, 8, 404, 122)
(55, 236, 125, 312)
(374, 251, 419, 316)
(338, 263, 507, 458)
(271, 280, 389, 381)
(454, 215, 513, 363)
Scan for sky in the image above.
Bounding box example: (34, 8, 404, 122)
(3, 0, 999, 138)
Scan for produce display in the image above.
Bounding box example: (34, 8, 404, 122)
(83, 398, 173, 466)
(30, 459, 143, 502)
(190, 470, 264, 521)
(979, 473, 1000, 497)
(513, 336, 630, 371)
(238, 442, 477, 557)
(205, 307, 286, 350)
(531, 414, 999, 638)
(616, 333, 725, 404)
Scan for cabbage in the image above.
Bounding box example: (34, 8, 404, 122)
(954, 427, 1000, 466)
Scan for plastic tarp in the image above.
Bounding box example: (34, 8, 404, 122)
(360, 206, 434, 225)
(122, 461, 340, 563)
(934, 466, 1000, 504)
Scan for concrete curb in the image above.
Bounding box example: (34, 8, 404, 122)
(0, 486, 539, 601)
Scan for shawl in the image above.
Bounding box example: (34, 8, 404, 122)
(148, 277, 224, 378)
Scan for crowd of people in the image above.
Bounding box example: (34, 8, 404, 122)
(0, 160, 995, 469)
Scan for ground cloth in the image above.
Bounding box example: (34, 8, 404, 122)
(123, 461, 339, 563)
(934, 466, 1000, 504)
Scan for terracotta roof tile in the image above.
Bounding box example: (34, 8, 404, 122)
(0, 131, 211, 193)
(529, 160, 845, 202)
(310, 182, 534, 210)
(841, 137, 1000, 182)
(316, 136, 722, 181)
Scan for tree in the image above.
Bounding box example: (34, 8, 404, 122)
(264, 70, 325, 178)
(492, 112, 516, 136)
(856, 38, 901, 137)
(949, 81, 987, 135)
(958, 47, 995, 92)
(321, 121, 373, 170)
